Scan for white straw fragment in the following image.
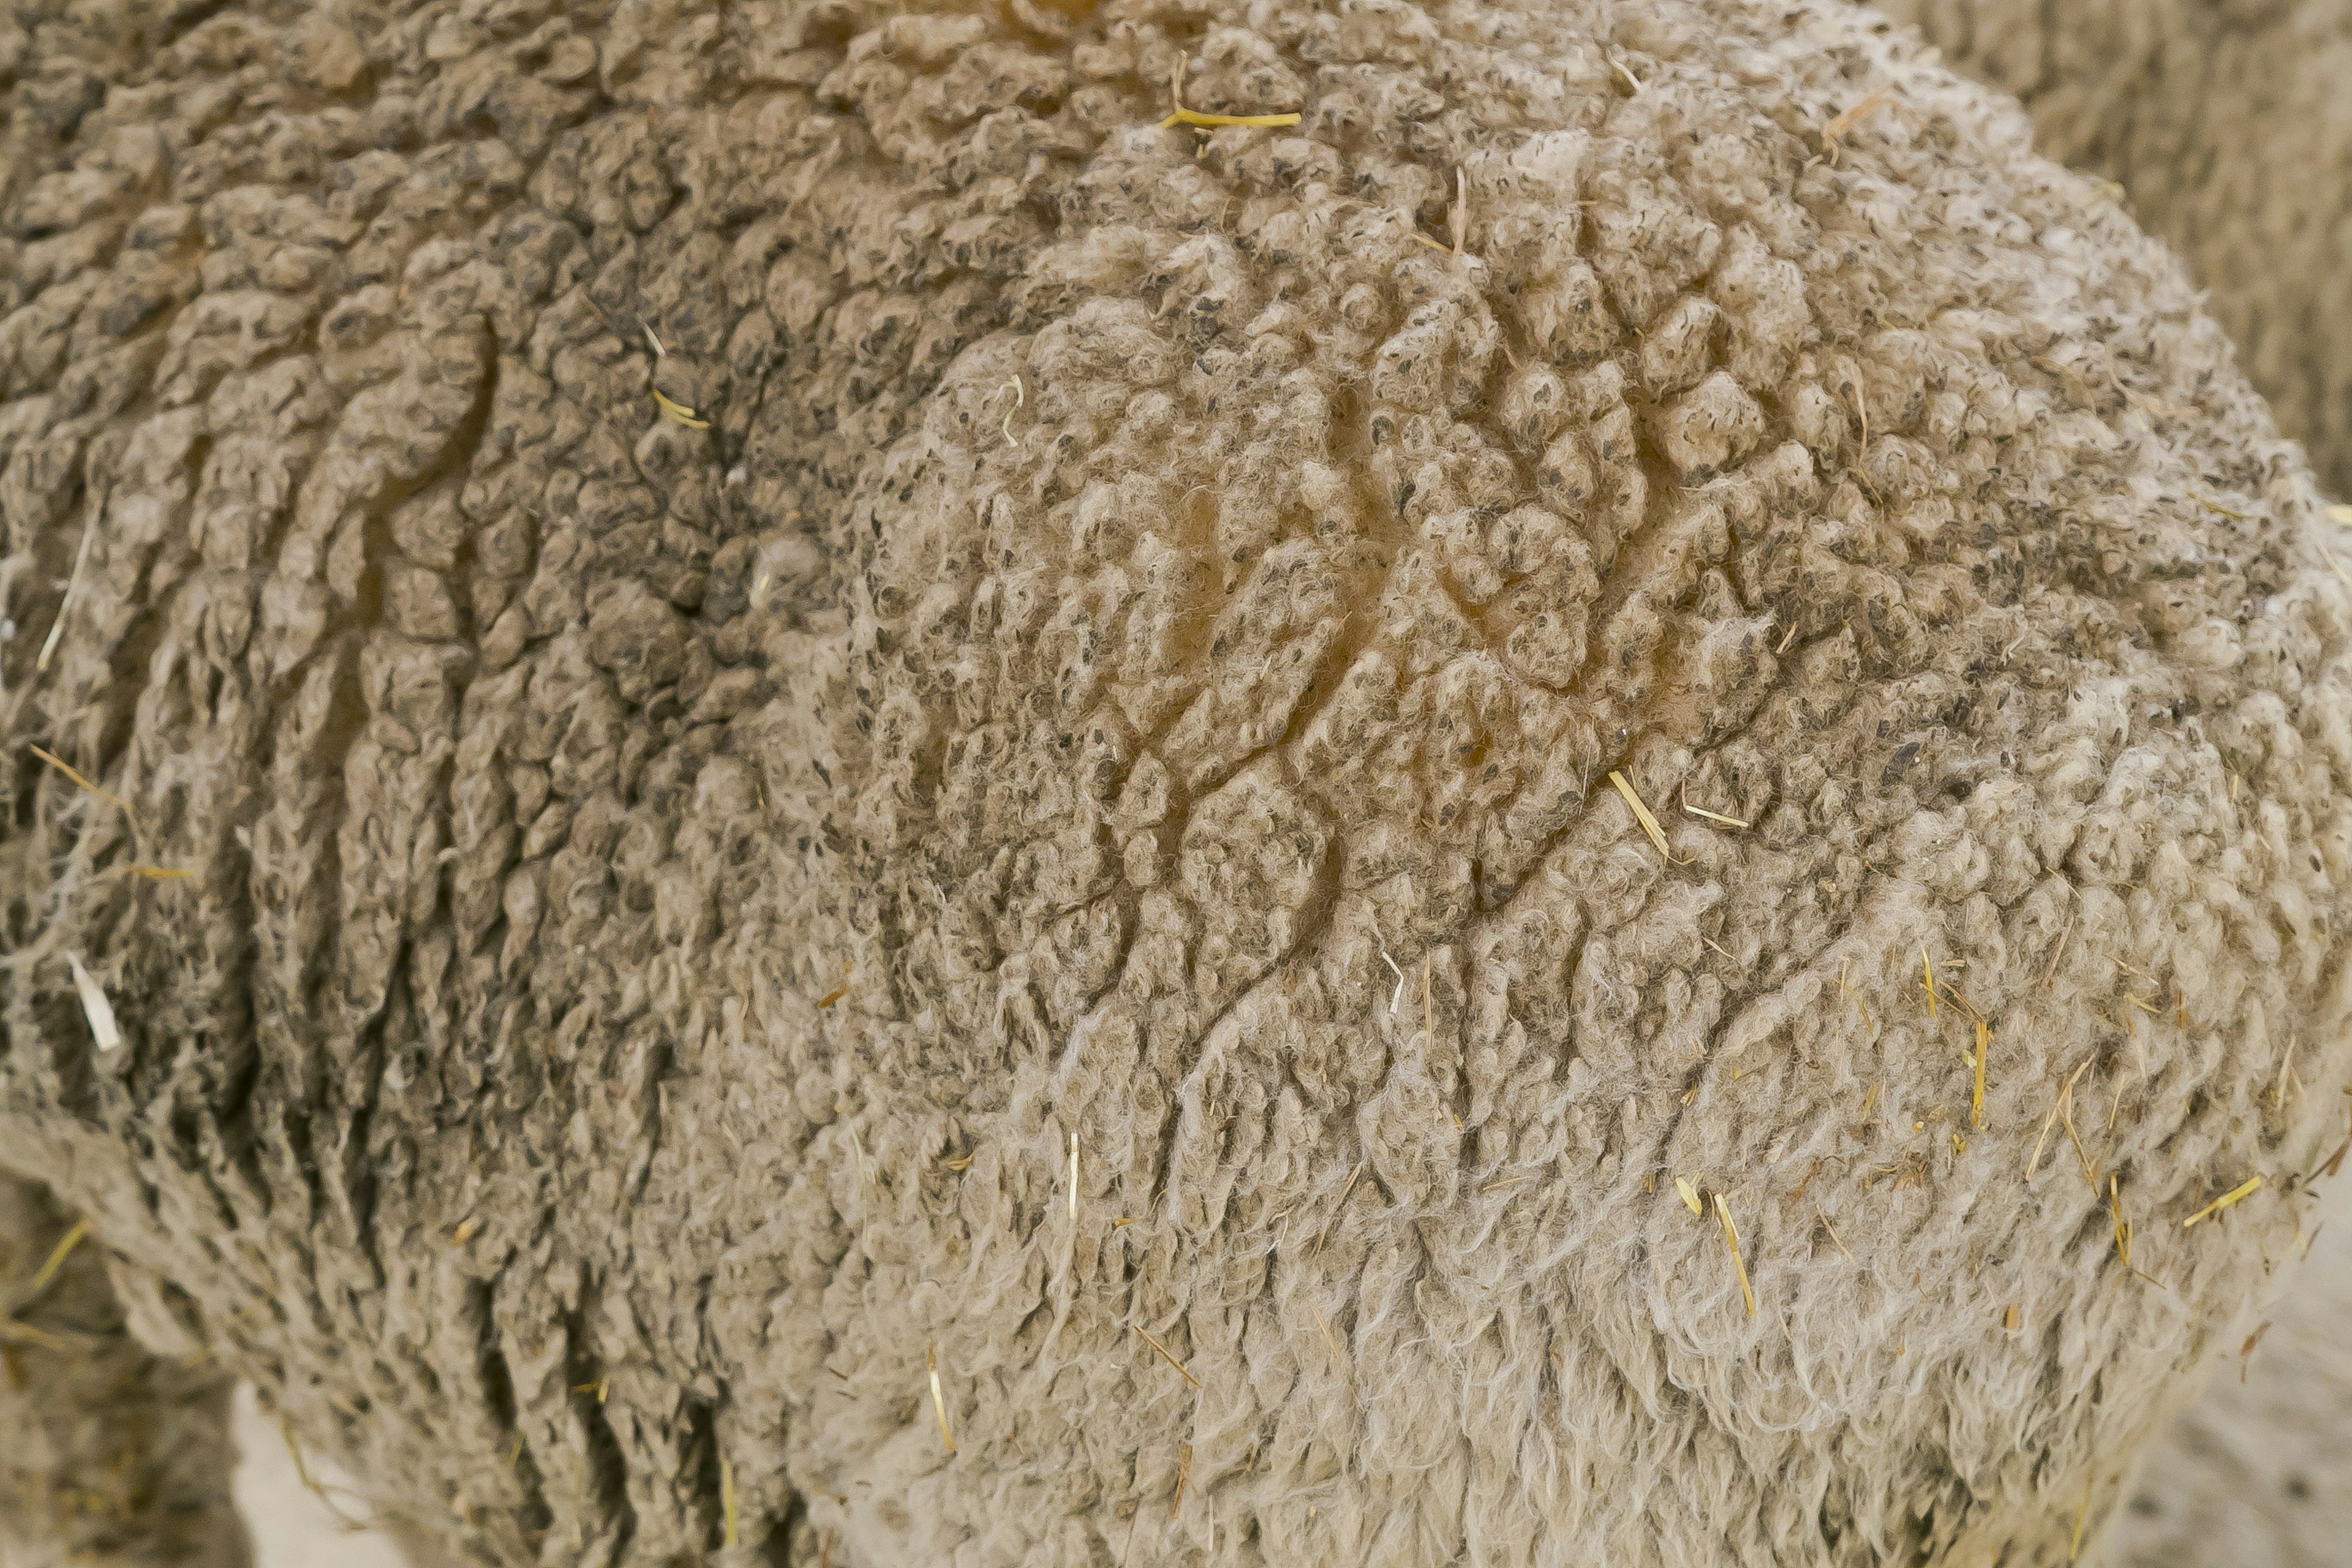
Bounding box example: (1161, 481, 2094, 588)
(67, 952, 121, 1052)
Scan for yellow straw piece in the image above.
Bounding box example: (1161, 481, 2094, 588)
(652, 389, 710, 429)
(1675, 1176, 1703, 1216)
(1679, 783, 1749, 827)
(1610, 771, 1687, 864)
(2109, 1175, 2132, 1270)
(1971, 1020, 1988, 1130)
(2181, 1175, 2263, 1229)
(1920, 947, 1937, 1021)
(26, 1219, 88, 1297)
(927, 1343, 955, 1452)
(1134, 1324, 1203, 1389)
(1158, 53, 1302, 129)
(1714, 1193, 1755, 1317)
(30, 745, 131, 813)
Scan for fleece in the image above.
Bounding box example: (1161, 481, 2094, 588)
(2, 0, 2350, 1565)
(1877, 0, 2352, 497)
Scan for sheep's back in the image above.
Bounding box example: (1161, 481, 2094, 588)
(2, 1, 2348, 1566)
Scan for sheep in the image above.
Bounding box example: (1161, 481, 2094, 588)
(3, 1, 2350, 1565)
(1880, 0, 2352, 497)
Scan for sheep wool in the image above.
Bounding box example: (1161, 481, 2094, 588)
(2, 0, 2348, 1566)
(1880, 0, 2352, 498)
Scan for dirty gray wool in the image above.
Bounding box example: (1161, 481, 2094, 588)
(1876, 0, 2352, 497)
(2, 0, 2351, 1564)
(1, 1171, 251, 1568)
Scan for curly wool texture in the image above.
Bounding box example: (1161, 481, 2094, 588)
(3, 1, 2352, 1566)
(1879, 0, 2352, 497)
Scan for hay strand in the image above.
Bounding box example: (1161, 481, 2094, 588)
(1713, 1193, 1755, 1316)
(652, 388, 710, 429)
(0, 1318, 74, 1352)
(2108, 1175, 2132, 1270)
(34, 506, 100, 674)
(926, 1342, 956, 1452)
(2181, 1174, 2263, 1229)
(1970, 1019, 1988, 1130)
(2041, 916, 2073, 990)
(2312, 1121, 2352, 1185)
(279, 1418, 368, 1529)
(24, 1219, 88, 1299)
(31, 745, 130, 814)
(1822, 87, 1899, 162)
(2059, 1088, 2098, 1192)
(1609, 770, 1687, 864)
(1679, 783, 1749, 828)
(2028, 1060, 2092, 1181)
(1158, 53, 1302, 129)
(2241, 1321, 2272, 1384)
(1313, 1161, 1362, 1256)
(1133, 1324, 1202, 1390)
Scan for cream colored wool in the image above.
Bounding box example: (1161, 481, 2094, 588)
(2, 1, 2351, 1566)
(1877, 0, 2352, 496)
